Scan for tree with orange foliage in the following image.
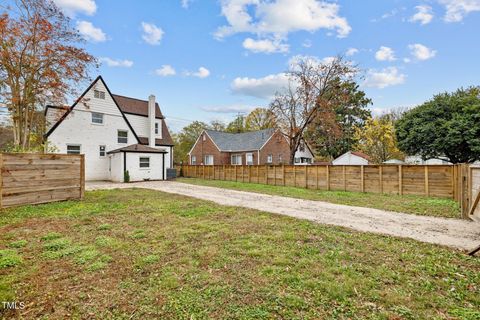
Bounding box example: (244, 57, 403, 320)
(270, 56, 360, 164)
(0, 0, 96, 150)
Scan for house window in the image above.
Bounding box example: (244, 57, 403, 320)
(267, 154, 273, 164)
(139, 157, 150, 168)
(91, 112, 104, 124)
(117, 130, 128, 144)
(99, 145, 106, 157)
(191, 155, 197, 165)
(94, 90, 105, 99)
(295, 158, 300, 163)
(278, 154, 282, 163)
(66, 145, 81, 154)
(231, 154, 242, 165)
(246, 153, 253, 165)
(299, 140, 305, 152)
(204, 155, 214, 165)
(155, 123, 159, 134)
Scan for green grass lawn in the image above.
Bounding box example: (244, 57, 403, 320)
(1, 189, 478, 319)
(177, 178, 461, 219)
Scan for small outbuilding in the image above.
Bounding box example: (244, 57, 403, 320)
(332, 151, 370, 165)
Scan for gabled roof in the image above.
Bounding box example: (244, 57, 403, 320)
(107, 144, 167, 154)
(45, 76, 139, 142)
(112, 94, 164, 119)
(205, 128, 276, 152)
(351, 151, 371, 161)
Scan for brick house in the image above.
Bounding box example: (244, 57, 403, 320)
(188, 128, 313, 165)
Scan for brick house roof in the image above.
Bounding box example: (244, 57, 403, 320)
(205, 128, 276, 152)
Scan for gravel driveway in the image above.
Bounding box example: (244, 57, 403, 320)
(87, 181, 480, 251)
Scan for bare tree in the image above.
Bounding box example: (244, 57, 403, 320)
(0, 0, 96, 150)
(270, 56, 358, 164)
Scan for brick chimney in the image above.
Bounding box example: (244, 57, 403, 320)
(148, 95, 156, 148)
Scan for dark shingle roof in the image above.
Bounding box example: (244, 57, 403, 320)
(206, 128, 276, 152)
(107, 144, 167, 154)
(112, 94, 164, 119)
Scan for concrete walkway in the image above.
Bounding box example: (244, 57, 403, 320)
(87, 181, 479, 251)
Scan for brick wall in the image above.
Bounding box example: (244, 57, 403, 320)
(259, 131, 291, 165)
(189, 132, 227, 165)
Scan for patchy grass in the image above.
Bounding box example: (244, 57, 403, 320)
(0, 189, 478, 319)
(177, 178, 461, 219)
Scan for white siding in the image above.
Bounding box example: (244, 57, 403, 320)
(125, 153, 165, 182)
(74, 80, 123, 116)
(45, 108, 67, 131)
(109, 153, 123, 182)
(126, 114, 149, 137)
(47, 78, 136, 181)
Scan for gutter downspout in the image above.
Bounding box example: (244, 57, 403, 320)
(123, 151, 126, 182)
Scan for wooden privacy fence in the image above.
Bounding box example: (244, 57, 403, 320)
(181, 164, 477, 218)
(0, 153, 85, 209)
(468, 166, 480, 220)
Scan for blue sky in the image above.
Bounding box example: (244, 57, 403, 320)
(48, 0, 480, 131)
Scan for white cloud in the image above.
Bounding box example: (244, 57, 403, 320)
(364, 67, 406, 89)
(200, 104, 257, 113)
(76, 21, 106, 42)
(231, 73, 289, 99)
(215, 0, 351, 40)
(181, 0, 191, 8)
(242, 37, 289, 53)
(410, 5, 434, 25)
(345, 47, 359, 56)
(440, 0, 480, 22)
(155, 65, 176, 76)
(185, 67, 211, 78)
(375, 46, 396, 61)
(408, 43, 437, 60)
(53, 0, 96, 16)
(99, 57, 133, 68)
(141, 22, 164, 45)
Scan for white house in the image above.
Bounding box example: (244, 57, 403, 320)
(45, 76, 174, 182)
(294, 139, 315, 165)
(404, 155, 451, 165)
(332, 151, 370, 165)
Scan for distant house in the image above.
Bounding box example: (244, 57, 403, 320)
(332, 151, 370, 165)
(45, 76, 174, 182)
(294, 139, 315, 165)
(404, 155, 451, 165)
(188, 128, 314, 165)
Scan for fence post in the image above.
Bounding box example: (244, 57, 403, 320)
(461, 164, 469, 219)
(0, 153, 3, 209)
(343, 166, 346, 191)
(265, 165, 268, 185)
(257, 166, 260, 183)
(305, 166, 308, 188)
(361, 165, 365, 193)
(203, 165, 205, 179)
(274, 165, 277, 186)
(326, 165, 330, 191)
(316, 165, 319, 190)
(424, 166, 429, 196)
(379, 166, 383, 194)
(248, 165, 251, 183)
(80, 154, 85, 200)
(293, 166, 297, 187)
(283, 164, 286, 186)
(398, 165, 403, 195)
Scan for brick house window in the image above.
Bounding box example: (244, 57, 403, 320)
(94, 90, 105, 99)
(191, 155, 196, 165)
(117, 130, 128, 144)
(155, 123, 159, 134)
(267, 154, 273, 164)
(204, 155, 214, 165)
(91, 112, 104, 124)
(246, 153, 253, 165)
(231, 154, 242, 165)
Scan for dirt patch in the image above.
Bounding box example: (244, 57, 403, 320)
(88, 181, 480, 251)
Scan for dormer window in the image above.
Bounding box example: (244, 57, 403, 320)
(94, 90, 105, 99)
(155, 123, 159, 135)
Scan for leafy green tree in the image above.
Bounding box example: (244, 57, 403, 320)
(305, 80, 371, 160)
(226, 114, 247, 133)
(396, 87, 480, 163)
(173, 121, 210, 164)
